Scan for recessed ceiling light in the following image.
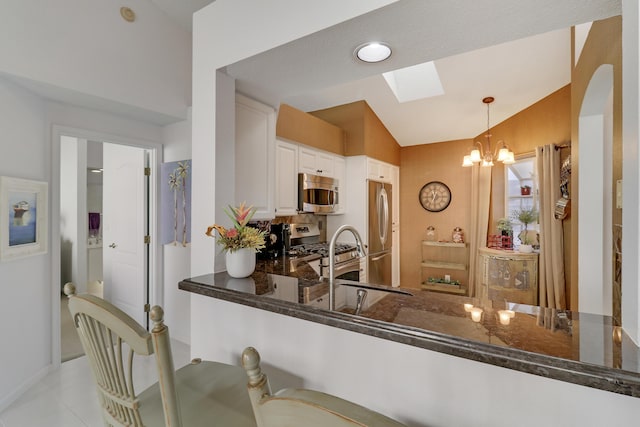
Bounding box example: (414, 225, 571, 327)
(355, 42, 392, 63)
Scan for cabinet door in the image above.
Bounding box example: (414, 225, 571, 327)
(298, 147, 318, 175)
(333, 156, 346, 214)
(299, 146, 335, 176)
(316, 151, 334, 176)
(367, 158, 392, 183)
(391, 166, 399, 227)
(392, 227, 400, 287)
(235, 94, 275, 219)
(275, 139, 298, 216)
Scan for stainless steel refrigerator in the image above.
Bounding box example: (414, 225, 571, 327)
(367, 180, 392, 286)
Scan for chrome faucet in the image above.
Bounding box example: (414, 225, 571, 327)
(328, 225, 366, 311)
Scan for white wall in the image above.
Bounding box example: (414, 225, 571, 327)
(161, 114, 192, 345)
(193, 296, 640, 427)
(622, 0, 640, 344)
(0, 0, 191, 122)
(0, 76, 173, 410)
(0, 78, 51, 411)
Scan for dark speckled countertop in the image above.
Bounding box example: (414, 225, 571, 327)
(179, 255, 640, 398)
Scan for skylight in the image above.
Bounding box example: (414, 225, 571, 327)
(382, 61, 444, 103)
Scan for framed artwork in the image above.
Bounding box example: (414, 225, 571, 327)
(0, 176, 48, 261)
(160, 160, 191, 246)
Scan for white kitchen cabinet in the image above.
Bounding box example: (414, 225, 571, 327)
(235, 94, 275, 219)
(367, 158, 393, 183)
(267, 274, 298, 303)
(308, 286, 346, 310)
(274, 139, 298, 216)
(333, 156, 346, 214)
(391, 165, 400, 286)
(299, 146, 335, 176)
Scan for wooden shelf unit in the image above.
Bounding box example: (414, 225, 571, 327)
(420, 240, 469, 295)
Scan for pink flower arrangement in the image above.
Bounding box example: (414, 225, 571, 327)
(206, 203, 266, 253)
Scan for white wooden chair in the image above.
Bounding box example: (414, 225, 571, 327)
(241, 347, 407, 427)
(64, 283, 256, 427)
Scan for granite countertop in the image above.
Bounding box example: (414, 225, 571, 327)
(179, 255, 640, 397)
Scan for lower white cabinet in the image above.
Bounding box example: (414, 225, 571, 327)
(308, 286, 346, 310)
(267, 274, 298, 303)
(275, 139, 298, 216)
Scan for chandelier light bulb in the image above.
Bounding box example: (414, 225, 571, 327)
(497, 147, 509, 162)
(470, 149, 482, 163)
(462, 155, 473, 167)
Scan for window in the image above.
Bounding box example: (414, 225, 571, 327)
(505, 156, 539, 247)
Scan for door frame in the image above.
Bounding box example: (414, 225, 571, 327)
(51, 124, 162, 368)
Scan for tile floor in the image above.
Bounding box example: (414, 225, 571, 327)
(0, 339, 191, 427)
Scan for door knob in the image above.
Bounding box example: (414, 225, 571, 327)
(109, 243, 117, 248)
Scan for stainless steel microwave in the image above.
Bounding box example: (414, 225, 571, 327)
(298, 173, 339, 214)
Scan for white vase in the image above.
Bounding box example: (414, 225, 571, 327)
(225, 248, 256, 278)
(519, 244, 533, 253)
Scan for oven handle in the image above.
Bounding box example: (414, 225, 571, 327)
(320, 259, 361, 276)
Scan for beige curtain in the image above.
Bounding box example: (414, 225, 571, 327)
(468, 164, 492, 297)
(536, 145, 567, 309)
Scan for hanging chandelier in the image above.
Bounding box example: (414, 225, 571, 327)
(462, 97, 514, 167)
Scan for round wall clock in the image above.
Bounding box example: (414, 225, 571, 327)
(419, 181, 451, 212)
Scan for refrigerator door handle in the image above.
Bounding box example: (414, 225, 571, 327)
(370, 251, 391, 262)
(379, 186, 389, 246)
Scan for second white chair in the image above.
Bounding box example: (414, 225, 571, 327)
(242, 346, 407, 427)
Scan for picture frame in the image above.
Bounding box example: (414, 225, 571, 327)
(0, 176, 48, 261)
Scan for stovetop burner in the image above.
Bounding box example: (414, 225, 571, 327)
(290, 242, 355, 258)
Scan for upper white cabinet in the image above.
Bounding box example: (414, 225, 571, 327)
(333, 156, 346, 214)
(299, 146, 335, 176)
(235, 94, 276, 220)
(367, 158, 393, 183)
(275, 139, 299, 216)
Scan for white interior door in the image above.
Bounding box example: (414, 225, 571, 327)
(103, 143, 148, 326)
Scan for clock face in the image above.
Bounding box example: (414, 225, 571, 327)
(419, 181, 451, 212)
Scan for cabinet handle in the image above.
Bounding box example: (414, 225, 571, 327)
(379, 175, 384, 179)
(317, 169, 323, 173)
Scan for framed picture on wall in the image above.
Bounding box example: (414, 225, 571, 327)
(0, 176, 48, 261)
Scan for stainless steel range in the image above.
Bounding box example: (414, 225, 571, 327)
(288, 223, 362, 303)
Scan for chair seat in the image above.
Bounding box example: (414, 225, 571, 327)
(138, 360, 257, 426)
(264, 388, 406, 426)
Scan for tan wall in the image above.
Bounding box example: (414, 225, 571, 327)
(311, 100, 401, 165)
(276, 103, 345, 155)
(399, 139, 473, 289)
(570, 16, 622, 314)
(399, 87, 571, 292)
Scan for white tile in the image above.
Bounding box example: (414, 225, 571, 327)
(0, 339, 191, 427)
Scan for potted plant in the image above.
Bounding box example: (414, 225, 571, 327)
(511, 207, 538, 253)
(206, 202, 266, 277)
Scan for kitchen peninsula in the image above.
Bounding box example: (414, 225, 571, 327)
(180, 255, 640, 402)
